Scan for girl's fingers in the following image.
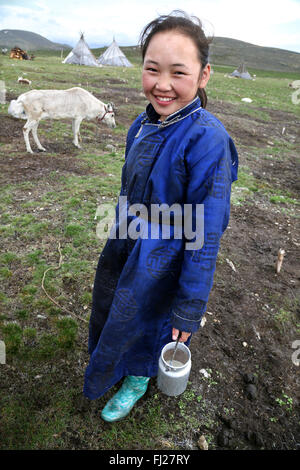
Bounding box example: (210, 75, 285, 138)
(180, 331, 191, 342)
(172, 328, 179, 340)
(172, 328, 191, 342)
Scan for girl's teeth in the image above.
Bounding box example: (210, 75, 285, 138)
(158, 97, 173, 101)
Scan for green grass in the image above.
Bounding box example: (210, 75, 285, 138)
(0, 323, 23, 353)
(0, 291, 9, 305)
(100, 396, 169, 449)
(0, 387, 79, 449)
(211, 64, 300, 81)
(275, 392, 294, 413)
(231, 163, 299, 207)
(273, 308, 298, 333)
(208, 65, 300, 117)
(0, 266, 13, 280)
(269, 194, 298, 205)
(0, 316, 78, 359)
(0, 252, 19, 264)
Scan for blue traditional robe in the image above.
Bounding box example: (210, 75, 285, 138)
(83, 97, 238, 399)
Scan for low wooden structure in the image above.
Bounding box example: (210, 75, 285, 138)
(10, 47, 31, 60)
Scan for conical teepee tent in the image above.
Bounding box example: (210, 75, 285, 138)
(98, 38, 133, 67)
(63, 33, 100, 67)
(230, 62, 252, 79)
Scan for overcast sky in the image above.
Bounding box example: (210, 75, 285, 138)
(0, 0, 300, 53)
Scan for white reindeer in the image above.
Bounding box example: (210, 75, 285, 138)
(8, 87, 116, 153)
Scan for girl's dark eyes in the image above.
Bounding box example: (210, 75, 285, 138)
(145, 68, 185, 75)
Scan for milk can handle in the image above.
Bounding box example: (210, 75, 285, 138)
(165, 330, 182, 371)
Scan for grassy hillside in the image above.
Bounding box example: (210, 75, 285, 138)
(0, 29, 70, 51)
(210, 37, 300, 73)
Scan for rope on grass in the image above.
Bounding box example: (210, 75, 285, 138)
(41, 242, 88, 324)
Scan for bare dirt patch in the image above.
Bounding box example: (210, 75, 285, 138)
(0, 143, 91, 185)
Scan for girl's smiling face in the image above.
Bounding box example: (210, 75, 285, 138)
(142, 31, 210, 121)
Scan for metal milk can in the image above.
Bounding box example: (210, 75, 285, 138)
(157, 341, 191, 396)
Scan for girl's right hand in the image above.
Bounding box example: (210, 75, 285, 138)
(172, 328, 191, 343)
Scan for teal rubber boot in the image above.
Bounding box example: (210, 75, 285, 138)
(101, 376, 150, 422)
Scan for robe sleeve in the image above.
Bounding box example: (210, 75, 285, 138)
(171, 128, 238, 333)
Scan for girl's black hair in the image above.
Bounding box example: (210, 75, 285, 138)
(139, 10, 213, 108)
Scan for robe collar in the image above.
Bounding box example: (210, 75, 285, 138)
(145, 96, 202, 126)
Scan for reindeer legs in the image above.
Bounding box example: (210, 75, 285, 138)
(23, 120, 36, 153)
(72, 117, 83, 148)
(23, 120, 46, 153)
(32, 121, 46, 151)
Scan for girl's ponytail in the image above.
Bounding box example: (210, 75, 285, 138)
(198, 88, 207, 109)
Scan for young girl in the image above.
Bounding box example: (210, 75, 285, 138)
(83, 11, 238, 422)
